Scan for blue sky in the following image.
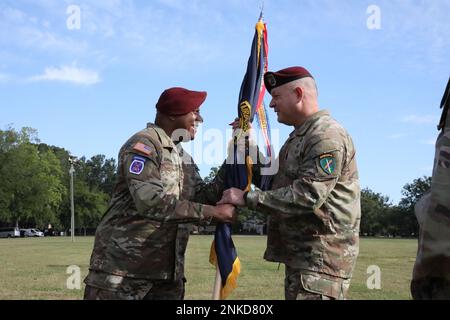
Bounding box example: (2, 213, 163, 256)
(1, 0, 449, 204)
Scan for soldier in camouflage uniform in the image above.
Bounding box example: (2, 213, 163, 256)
(411, 77, 450, 300)
(84, 87, 235, 300)
(219, 67, 361, 300)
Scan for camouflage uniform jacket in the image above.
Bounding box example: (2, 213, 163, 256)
(413, 91, 450, 282)
(247, 110, 361, 281)
(87, 123, 225, 285)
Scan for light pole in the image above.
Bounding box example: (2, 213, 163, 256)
(69, 157, 76, 242)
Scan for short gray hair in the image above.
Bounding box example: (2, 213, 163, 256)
(289, 77, 318, 97)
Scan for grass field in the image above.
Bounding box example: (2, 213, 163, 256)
(0, 236, 417, 300)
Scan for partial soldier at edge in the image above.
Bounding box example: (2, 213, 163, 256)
(411, 76, 450, 300)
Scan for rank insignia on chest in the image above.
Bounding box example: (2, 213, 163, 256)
(319, 154, 336, 175)
(129, 156, 146, 175)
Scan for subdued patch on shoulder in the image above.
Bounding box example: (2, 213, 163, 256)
(319, 153, 336, 175)
(129, 155, 146, 175)
(133, 142, 153, 156)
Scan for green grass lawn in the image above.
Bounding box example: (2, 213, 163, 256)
(0, 236, 417, 300)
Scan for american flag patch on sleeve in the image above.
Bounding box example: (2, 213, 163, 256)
(133, 142, 152, 156)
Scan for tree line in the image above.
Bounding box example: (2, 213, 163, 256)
(359, 176, 430, 237)
(0, 126, 431, 237)
(0, 126, 116, 233)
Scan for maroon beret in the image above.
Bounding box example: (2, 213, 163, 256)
(264, 66, 313, 94)
(156, 87, 207, 116)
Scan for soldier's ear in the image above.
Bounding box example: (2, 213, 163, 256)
(294, 87, 303, 102)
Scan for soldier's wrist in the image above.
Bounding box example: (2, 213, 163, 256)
(246, 190, 260, 210)
(243, 191, 249, 203)
(201, 205, 215, 224)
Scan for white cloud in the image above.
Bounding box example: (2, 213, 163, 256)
(67, 1, 237, 68)
(29, 65, 100, 85)
(1, 7, 27, 23)
(0, 6, 88, 54)
(0, 1, 245, 70)
(401, 114, 439, 125)
(20, 27, 88, 53)
(310, 0, 450, 74)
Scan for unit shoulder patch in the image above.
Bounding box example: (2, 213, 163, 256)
(129, 155, 146, 175)
(319, 153, 336, 175)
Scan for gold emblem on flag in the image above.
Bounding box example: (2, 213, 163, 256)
(239, 101, 251, 132)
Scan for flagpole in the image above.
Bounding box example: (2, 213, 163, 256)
(209, 9, 268, 302)
(212, 268, 222, 300)
(259, 0, 264, 20)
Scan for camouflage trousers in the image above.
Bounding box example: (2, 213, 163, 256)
(83, 271, 186, 300)
(411, 277, 450, 300)
(285, 266, 349, 300)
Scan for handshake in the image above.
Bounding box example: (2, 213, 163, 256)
(204, 188, 247, 224)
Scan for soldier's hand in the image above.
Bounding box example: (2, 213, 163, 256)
(229, 117, 240, 130)
(217, 188, 246, 207)
(214, 204, 236, 224)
